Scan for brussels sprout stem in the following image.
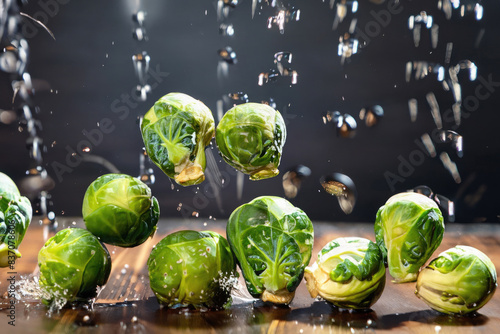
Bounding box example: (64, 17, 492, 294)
(249, 164, 279, 180)
(262, 289, 295, 305)
(0, 244, 21, 267)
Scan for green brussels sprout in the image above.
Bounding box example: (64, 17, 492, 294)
(226, 196, 313, 305)
(304, 237, 386, 309)
(38, 228, 111, 305)
(147, 230, 236, 309)
(141, 92, 215, 186)
(374, 192, 444, 283)
(215, 103, 286, 180)
(82, 173, 159, 247)
(0, 172, 32, 267)
(416, 245, 497, 315)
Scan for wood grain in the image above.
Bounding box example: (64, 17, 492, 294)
(1, 219, 499, 333)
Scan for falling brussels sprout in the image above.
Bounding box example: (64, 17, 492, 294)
(147, 230, 237, 309)
(0, 172, 32, 267)
(216, 103, 286, 180)
(141, 92, 215, 186)
(82, 173, 159, 247)
(416, 245, 497, 315)
(226, 196, 313, 305)
(305, 237, 386, 309)
(374, 192, 444, 283)
(38, 228, 111, 305)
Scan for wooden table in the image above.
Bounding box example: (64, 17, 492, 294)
(1, 218, 499, 333)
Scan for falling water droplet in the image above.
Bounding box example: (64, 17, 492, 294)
(320, 173, 357, 214)
(359, 105, 384, 127)
(434, 193, 455, 222)
(408, 98, 418, 122)
(282, 165, 311, 199)
(219, 23, 235, 36)
(224, 92, 249, 106)
(421, 133, 437, 157)
(439, 152, 461, 183)
(217, 46, 237, 64)
(438, 130, 463, 158)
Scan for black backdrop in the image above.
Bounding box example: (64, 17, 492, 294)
(1, 0, 499, 223)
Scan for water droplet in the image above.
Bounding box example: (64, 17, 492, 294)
(218, 46, 237, 64)
(408, 11, 436, 48)
(338, 33, 358, 64)
(439, 152, 461, 183)
(282, 165, 311, 199)
(132, 11, 146, 26)
(132, 51, 151, 86)
(219, 23, 235, 36)
(224, 92, 249, 106)
(320, 173, 357, 214)
(438, 130, 463, 158)
(325, 111, 357, 138)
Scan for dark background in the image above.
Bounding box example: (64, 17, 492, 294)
(1, 0, 499, 223)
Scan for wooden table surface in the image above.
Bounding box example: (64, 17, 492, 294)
(1, 218, 499, 333)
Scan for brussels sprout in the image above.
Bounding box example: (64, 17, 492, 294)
(226, 196, 313, 305)
(304, 237, 386, 309)
(82, 173, 159, 247)
(38, 228, 111, 305)
(416, 245, 497, 315)
(374, 192, 444, 283)
(141, 92, 215, 186)
(0, 172, 32, 267)
(147, 230, 236, 309)
(216, 103, 286, 180)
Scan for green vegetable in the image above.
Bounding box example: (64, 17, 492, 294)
(147, 230, 236, 309)
(141, 92, 215, 186)
(374, 192, 444, 283)
(304, 237, 386, 309)
(0, 172, 32, 267)
(226, 196, 313, 305)
(82, 173, 159, 247)
(416, 245, 497, 315)
(38, 228, 111, 305)
(216, 103, 286, 180)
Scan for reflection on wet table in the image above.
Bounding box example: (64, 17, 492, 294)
(1, 219, 499, 333)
